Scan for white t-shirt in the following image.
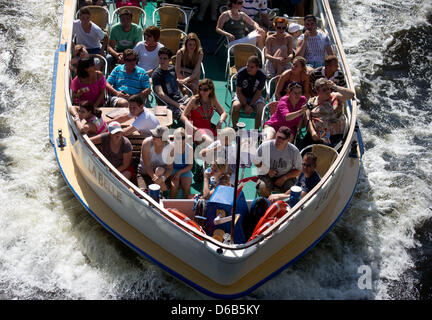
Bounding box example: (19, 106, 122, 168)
(73, 20, 105, 50)
(298, 30, 331, 65)
(133, 41, 164, 72)
(130, 108, 160, 137)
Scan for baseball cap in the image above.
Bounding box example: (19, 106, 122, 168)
(150, 125, 169, 138)
(288, 23, 302, 33)
(108, 121, 123, 135)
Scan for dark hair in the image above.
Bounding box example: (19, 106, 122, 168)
(247, 55, 261, 68)
(128, 94, 144, 106)
(76, 56, 95, 79)
(144, 26, 160, 42)
(227, 0, 237, 9)
(158, 46, 172, 58)
(79, 8, 90, 17)
(304, 15, 317, 22)
(304, 152, 318, 165)
(324, 55, 339, 66)
(123, 49, 139, 62)
(79, 101, 101, 118)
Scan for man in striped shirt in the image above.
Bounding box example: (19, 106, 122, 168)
(241, 0, 270, 30)
(309, 55, 347, 95)
(106, 49, 151, 108)
(296, 15, 334, 69)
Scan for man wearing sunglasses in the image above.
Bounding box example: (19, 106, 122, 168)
(268, 151, 321, 203)
(106, 49, 150, 108)
(254, 126, 302, 198)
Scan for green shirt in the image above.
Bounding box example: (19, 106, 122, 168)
(109, 23, 143, 52)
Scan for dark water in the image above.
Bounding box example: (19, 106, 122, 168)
(0, 0, 431, 299)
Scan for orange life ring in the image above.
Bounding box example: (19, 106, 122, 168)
(248, 218, 277, 242)
(251, 200, 287, 235)
(167, 208, 204, 240)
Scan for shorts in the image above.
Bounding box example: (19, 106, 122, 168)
(172, 167, 193, 179)
(232, 94, 265, 109)
(122, 165, 136, 181)
(264, 59, 292, 78)
(168, 95, 190, 121)
(256, 174, 296, 196)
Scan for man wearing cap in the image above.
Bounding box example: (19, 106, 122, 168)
(137, 125, 174, 193)
(106, 49, 151, 108)
(107, 94, 159, 137)
(90, 122, 135, 181)
(107, 8, 143, 72)
(268, 151, 321, 202)
(253, 126, 302, 198)
(296, 15, 334, 69)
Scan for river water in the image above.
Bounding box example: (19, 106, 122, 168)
(0, 0, 431, 299)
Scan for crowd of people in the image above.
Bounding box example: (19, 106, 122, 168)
(69, 1, 354, 204)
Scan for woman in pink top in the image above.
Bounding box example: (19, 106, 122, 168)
(263, 82, 307, 141)
(115, 0, 146, 8)
(71, 57, 106, 108)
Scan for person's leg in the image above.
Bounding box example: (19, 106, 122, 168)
(257, 175, 273, 198)
(180, 175, 192, 199)
(231, 100, 242, 128)
(197, 0, 210, 21)
(254, 101, 266, 130)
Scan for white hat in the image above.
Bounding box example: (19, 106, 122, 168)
(108, 121, 123, 135)
(150, 125, 169, 138)
(288, 23, 302, 34)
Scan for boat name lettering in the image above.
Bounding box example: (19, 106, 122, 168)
(88, 159, 123, 204)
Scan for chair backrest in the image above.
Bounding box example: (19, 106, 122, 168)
(159, 29, 186, 56)
(153, 6, 188, 32)
(160, 2, 196, 28)
(260, 101, 278, 128)
(310, 144, 338, 177)
(79, 5, 110, 31)
(112, 6, 146, 28)
(89, 54, 108, 76)
(227, 43, 263, 77)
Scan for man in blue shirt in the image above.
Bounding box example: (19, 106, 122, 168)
(106, 49, 150, 108)
(268, 151, 321, 202)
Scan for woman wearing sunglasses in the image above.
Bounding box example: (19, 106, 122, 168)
(264, 17, 293, 77)
(216, 0, 266, 49)
(304, 78, 355, 147)
(180, 78, 228, 144)
(262, 82, 307, 141)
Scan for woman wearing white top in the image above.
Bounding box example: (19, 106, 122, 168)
(133, 26, 164, 77)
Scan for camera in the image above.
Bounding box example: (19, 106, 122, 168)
(306, 102, 313, 110)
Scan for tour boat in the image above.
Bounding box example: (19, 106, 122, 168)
(50, 0, 364, 298)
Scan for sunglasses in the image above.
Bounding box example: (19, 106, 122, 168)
(236, 1, 243, 4)
(199, 87, 209, 92)
(302, 162, 313, 168)
(276, 26, 286, 30)
(124, 58, 136, 62)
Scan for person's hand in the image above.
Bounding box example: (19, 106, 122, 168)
(275, 175, 288, 188)
(117, 53, 124, 64)
(268, 169, 277, 178)
(303, 30, 310, 40)
(118, 91, 129, 99)
(216, 120, 223, 130)
(178, 104, 186, 112)
(268, 194, 278, 203)
(227, 33, 235, 41)
(244, 104, 254, 115)
(300, 104, 308, 114)
(204, 169, 211, 179)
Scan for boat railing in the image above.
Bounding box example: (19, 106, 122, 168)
(258, 0, 359, 238)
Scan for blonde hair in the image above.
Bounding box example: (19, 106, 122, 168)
(181, 33, 202, 68)
(194, 78, 216, 105)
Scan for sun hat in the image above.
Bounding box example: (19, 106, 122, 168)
(288, 22, 302, 34)
(108, 121, 123, 135)
(150, 125, 169, 138)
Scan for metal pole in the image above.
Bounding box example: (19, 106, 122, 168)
(230, 122, 245, 244)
